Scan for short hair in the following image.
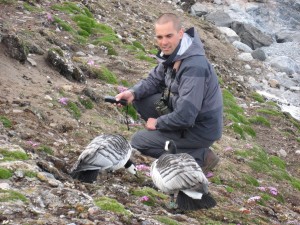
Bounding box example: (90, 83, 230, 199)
(155, 13, 182, 31)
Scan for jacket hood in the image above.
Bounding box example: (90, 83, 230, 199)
(156, 27, 205, 66)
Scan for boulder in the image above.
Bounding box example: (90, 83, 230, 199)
(231, 21, 273, 50)
(205, 10, 233, 27)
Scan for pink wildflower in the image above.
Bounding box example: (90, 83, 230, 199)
(27, 140, 40, 147)
(268, 187, 278, 196)
(205, 171, 214, 178)
(247, 196, 261, 203)
(136, 164, 150, 171)
(46, 13, 54, 23)
(245, 143, 253, 149)
(224, 146, 233, 151)
(58, 97, 69, 105)
(257, 186, 266, 192)
(140, 196, 149, 202)
(87, 60, 94, 66)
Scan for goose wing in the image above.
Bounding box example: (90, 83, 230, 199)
(151, 153, 208, 194)
(71, 134, 132, 172)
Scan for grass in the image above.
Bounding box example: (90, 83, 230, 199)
(0, 0, 16, 4)
(243, 174, 259, 187)
(52, 2, 120, 49)
(93, 66, 118, 84)
(251, 92, 265, 103)
(0, 168, 13, 179)
(0, 115, 12, 128)
(23, 2, 42, 12)
(132, 41, 145, 52)
(67, 101, 82, 119)
(249, 116, 271, 127)
(37, 145, 54, 155)
(94, 196, 131, 216)
(78, 96, 94, 109)
(155, 216, 180, 225)
(130, 187, 168, 206)
(0, 189, 27, 202)
(256, 108, 282, 116)
(223, 89, 258, 139)
(0, 149, 28, 161)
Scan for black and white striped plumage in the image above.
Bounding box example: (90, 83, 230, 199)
(150, 140, 216, 211)
(71, 134, 136, 183)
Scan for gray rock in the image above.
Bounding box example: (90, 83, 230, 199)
(206, 10, 233, 27)
(269, 56, 300, 75)
(276, 30, 300, 43)
(232, 40, 253, 53)
(231, 21, 273, 50)
(190, 3, 209, 17)
(251, 48, 267, 61)
(47, 49, 86, 82)
(2, 34, 28, 63)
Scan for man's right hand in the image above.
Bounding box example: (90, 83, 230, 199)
(115, 90, 134, 105)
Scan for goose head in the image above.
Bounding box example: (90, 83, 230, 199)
(124, 159, 138, 177)
(164, 140, 177, 154)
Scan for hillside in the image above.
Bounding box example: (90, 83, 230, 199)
(0, 0, 299, 224)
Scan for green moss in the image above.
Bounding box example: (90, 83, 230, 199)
(269, 156, 286, 169)
(155, 216, 180, 225)
(234, 149, 252, 158)
(251, 92, 265, 103)
(243, 174, 259, 187)
(23, 2, 42, 12)
(223, 89, 259, 138)
(0, 149, 28, 161)
(289, 117, 300, 131)
(210, 176, 222, 185)
(132, 41, 145, 52)
(225, 186, 234, 193)
(78, 96, 94, 109)
(92, 40, 118, 55)
(270, 170, 291, 181)
(256, 109, 282, 116)
(51, 2, 91, 16)
(130, 187, 168, 206)
(0, 116, 12, 128)
(0, 0, 16, 4)
(53, 16, 74, 32)
(0, 189, 27, 202)
(290, 178, 300, 191)
(67, 101, 82, 119)
(148, 48, 158, 55)
(94, 196, 131, 216)
(37, 145, 54, 155)
(94, 66, 118, 84)
(136, 53, 157, 63)
(24, 171, 37, 178)
(249, 115, 271, 127)
(0, 168, 13, 179)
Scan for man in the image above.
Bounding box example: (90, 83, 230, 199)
(116, 13, 223, 173)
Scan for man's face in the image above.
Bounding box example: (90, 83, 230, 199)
(155, 21, 184, 56)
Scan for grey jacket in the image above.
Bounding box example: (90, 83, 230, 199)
(131, 27, 223, 141)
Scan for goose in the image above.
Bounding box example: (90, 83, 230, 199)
(150, 140, 217, 211)
(70, 134, 137, 183)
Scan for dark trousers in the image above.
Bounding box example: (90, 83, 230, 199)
(130, 93, 214, 167)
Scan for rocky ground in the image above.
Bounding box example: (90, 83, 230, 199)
(0, 0, 299, 224)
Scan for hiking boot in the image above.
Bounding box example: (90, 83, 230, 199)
(202, 148, 220, 174)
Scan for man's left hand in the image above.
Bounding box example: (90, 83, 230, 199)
(146, 118, 157, 130)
